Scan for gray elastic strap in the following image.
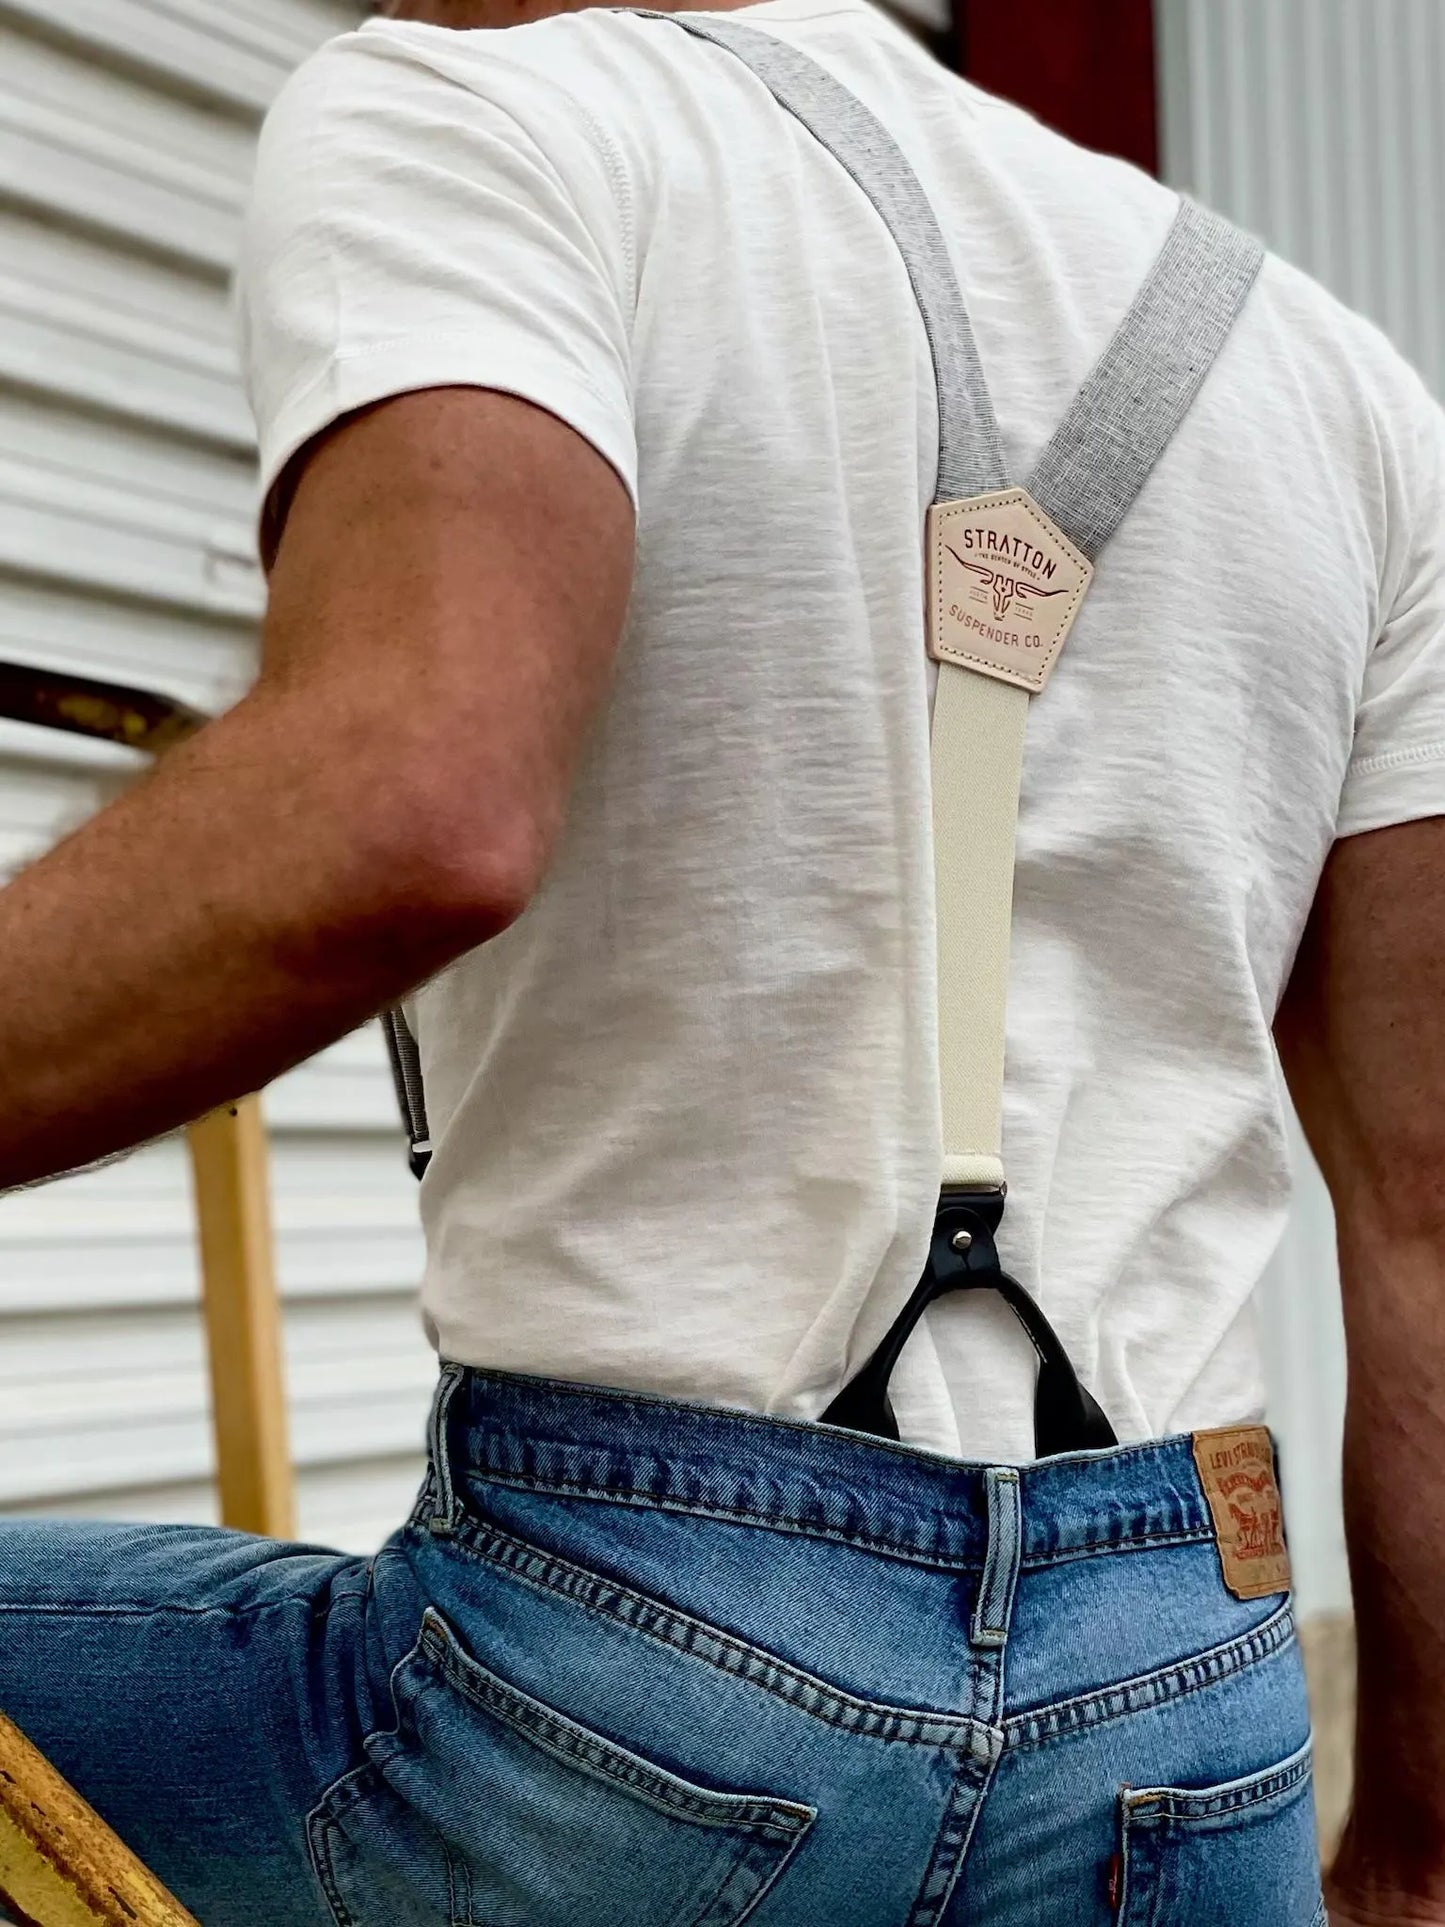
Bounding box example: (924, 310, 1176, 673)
(1029, 200, 1264, 558)
(636, 11, 1008, 503)
(646, 11, 1263, 547)
(637, 12, 1265, 1203)
(381, 1006, 432, 1178)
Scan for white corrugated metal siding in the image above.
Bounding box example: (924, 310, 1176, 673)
(0, 0, 435, 1553)
(1158, 0, 1445, 1615)
(1159, 0, 1445, 396)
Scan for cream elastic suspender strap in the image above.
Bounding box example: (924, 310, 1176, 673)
(931, 203, 1265, 1189)
(642, 13, 1265, 1200)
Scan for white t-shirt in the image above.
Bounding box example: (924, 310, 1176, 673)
(239, 0, 1445, 1462)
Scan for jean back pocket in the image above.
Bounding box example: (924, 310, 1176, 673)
(308, 1608, 814, 1927)
(1118, 1738, 1322, 1926)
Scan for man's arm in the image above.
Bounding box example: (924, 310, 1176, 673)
(1276, 815, 1445, 1926)
(0, 386, 634, 1187)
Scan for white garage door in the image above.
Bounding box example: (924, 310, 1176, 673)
(0, 0, 437, 1553)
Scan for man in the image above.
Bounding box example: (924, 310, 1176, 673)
(0, 0, 1439, 1921)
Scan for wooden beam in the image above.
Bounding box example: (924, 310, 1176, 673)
(0, 1711, 198, 1927)
(957, 0, 1160, 174)
(186, 1096, 295, 1539)
(0, 667, 295, 1541)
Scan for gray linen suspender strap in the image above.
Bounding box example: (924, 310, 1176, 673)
(382, 13, 1264, 1453)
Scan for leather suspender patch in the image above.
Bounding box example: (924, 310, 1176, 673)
(927, 486, 1093, 695)
(1192, 1425, 1292, 1600)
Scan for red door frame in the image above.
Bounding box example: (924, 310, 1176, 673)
(954, 0, 1159, 176)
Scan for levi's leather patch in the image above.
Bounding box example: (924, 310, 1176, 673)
(1192, 1425, 1292, 1600)
(926, 485, 1093, 695)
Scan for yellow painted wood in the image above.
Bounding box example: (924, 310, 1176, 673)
(186, 1095, 295, 1539)
(0, 1712, 199, 1927)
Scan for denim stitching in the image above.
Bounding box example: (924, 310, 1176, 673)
(971, 1470, 1021, 1646)
(408, 1467, 439, 1533)
(304, 1611, 812, 1927)
(444, 1846, 465, 1927)
(465, 1463, 985, 1570)
(463, 1462, 1214, 1574)
(427, 1363, 466, 1536)
(1124, 1736, 1313, 1820)
(905, 1753, 996, 1927)
(1017, 1526, 1215, 1570)
(307, 1765, 378, 1927)
(305, 1622, 435, 1926)
(686, 1821, 815, 1927)
(1002, 1600, 1296, 1751)
(430, 1519, 996, 1756)
(418, 1612, 813, 1839)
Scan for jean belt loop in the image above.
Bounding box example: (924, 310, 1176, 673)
(426, 1362, 466, 1537)
(970, 1466, 1023, 1648)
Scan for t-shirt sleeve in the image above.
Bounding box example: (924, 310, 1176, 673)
(236, 27, 637, 555)
(1336, 377, 1445, 838)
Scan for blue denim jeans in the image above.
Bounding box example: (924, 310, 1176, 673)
(0, 1367, 1323, 1926)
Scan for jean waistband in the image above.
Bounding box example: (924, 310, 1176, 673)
(436, 1367, 1239, 1573)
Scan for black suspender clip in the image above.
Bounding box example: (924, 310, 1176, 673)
(820, 1187, 1119, 1459)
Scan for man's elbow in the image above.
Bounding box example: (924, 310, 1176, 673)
(350, 765, 550, 957)
(401, 802, 546, 943)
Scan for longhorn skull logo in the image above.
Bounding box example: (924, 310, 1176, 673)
(946, 544, 1071, 621)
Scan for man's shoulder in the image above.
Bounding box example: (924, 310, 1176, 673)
(255, 17, 640, 249)
(1255, 247, 1432, 402)
(1245, 248, 1444, 538)
(278, 12, 693, 137)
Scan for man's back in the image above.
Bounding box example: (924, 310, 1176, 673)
(244, 0, 1445, 1462)
(4, 3, 1445, 1917)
